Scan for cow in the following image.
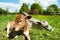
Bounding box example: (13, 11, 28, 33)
(6, 14, 31, 40)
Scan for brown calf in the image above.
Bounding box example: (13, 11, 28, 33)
(6, 14, 31, 40)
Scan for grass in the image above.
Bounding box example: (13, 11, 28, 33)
(0, 14, 60, 40)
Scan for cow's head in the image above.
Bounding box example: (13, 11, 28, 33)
(37, 20, 54, 31)
(15, 14, 31, 24)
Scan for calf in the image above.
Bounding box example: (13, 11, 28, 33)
(6, 14, 31, 40)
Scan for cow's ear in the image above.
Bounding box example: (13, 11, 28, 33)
(26, 16, 32, 19)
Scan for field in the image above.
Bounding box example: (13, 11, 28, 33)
(0, 14, 60, 40)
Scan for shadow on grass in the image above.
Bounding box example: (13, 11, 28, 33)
(8, 29, 23, 39)
(8, 29, 30, 40)
(5, 28, 30, 40)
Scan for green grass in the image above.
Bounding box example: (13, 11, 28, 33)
(0, 14, 60, 40)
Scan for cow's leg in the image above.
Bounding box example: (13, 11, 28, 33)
(6, 23, 10, 37)
(23, 31, 30, 40)
(14, 28, 19, 38)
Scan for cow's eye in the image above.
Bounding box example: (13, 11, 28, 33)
(19, 20, 22, 22)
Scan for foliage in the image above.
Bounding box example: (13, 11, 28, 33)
(49, 4, 59, 13)
(0, 3, 60, 15)
(46, 7, 54, 15)
(19, 3, 30, 13)
(0, 8, 8, 15)
(30, 3, 43, 14)
(0, 8, 18, 15)
(45, 4, 59, 15)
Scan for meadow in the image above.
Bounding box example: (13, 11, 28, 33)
(0, 14, 60, 40)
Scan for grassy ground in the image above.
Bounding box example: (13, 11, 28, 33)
(0, 14, 60, 40)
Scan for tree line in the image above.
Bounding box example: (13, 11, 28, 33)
(0, 3, 60, 15)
